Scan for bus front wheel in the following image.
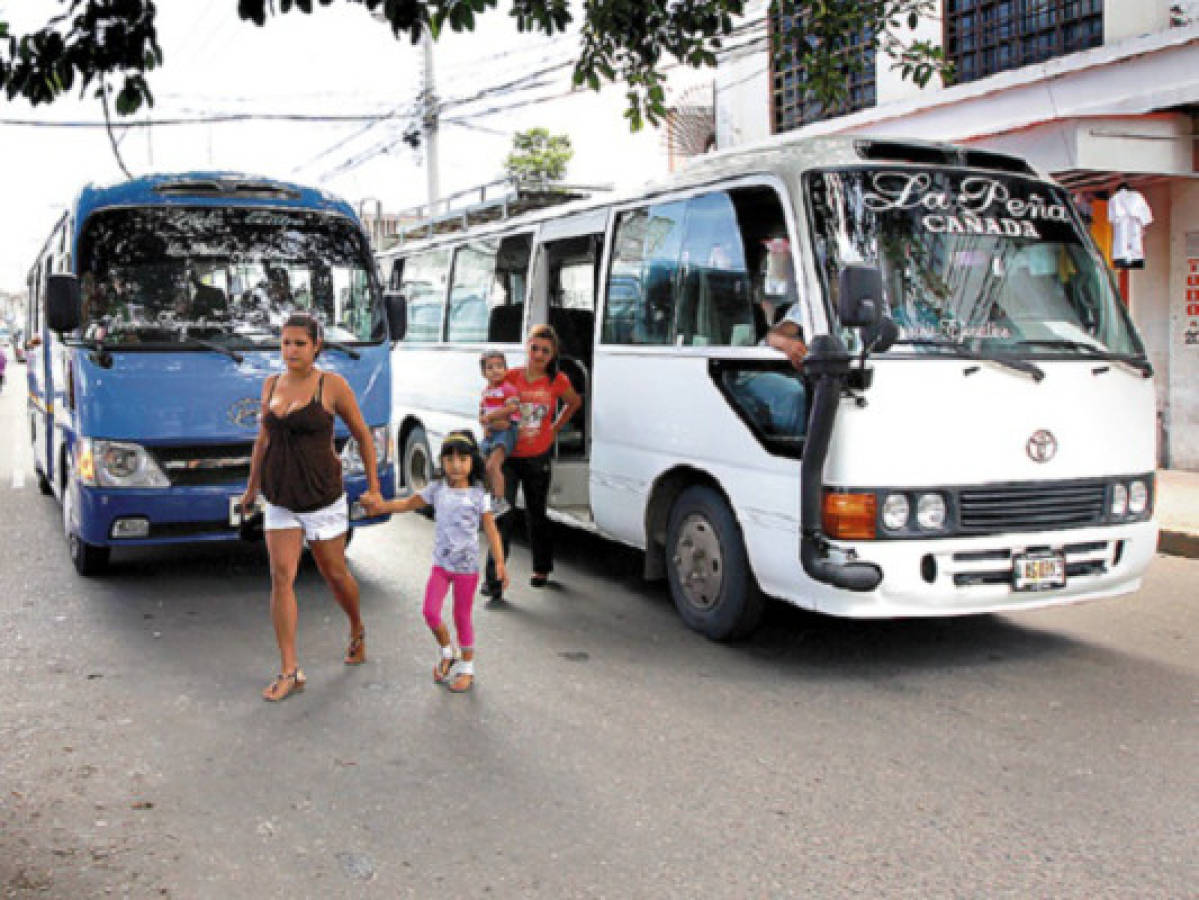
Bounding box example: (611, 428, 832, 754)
(62, 458, 109, 576)
(666, 485, 763, 641)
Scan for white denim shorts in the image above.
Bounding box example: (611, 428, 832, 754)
(263, 494, 348, 543)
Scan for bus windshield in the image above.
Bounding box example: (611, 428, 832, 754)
(806, 168, 1144, 358)
(77, 206, 382, 347)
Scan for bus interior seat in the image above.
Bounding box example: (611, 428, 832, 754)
(548, 307, 594, 366)
(677, 268, 752, 345)
(555, 354, 588, 456)
(487, 303, 524, 343)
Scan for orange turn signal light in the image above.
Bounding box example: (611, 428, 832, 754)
(823, 492, 877, 540)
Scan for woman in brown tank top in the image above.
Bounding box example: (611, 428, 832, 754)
(239, 313, 382, 702)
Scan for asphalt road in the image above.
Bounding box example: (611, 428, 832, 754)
(1, 368, 1196, 898)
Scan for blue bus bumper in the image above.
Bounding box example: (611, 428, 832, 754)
(75, 468, 395, 547)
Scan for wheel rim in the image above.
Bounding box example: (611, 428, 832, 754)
(407, 442, 431, 492)
(672, 513, 724, 611)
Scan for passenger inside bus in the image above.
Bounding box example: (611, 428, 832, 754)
(721, 234, 809, 443)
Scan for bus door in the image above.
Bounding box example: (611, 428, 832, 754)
(26, 260, 53, 492)
(529, 209, 607, 514)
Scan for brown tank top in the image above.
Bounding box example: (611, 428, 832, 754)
(260, 373, 343, 513)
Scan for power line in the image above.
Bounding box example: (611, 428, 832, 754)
(0, 112, 422, 127)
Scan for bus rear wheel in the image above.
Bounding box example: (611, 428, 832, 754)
(666, 485, 763, 641)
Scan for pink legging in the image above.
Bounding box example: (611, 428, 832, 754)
(423, 566, 479, 648)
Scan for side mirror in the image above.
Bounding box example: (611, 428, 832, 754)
(384, 291, 407, 342)
(837, 264, 883, 328)
(862, 316, 900, 355)
(46, 274, 82, 334)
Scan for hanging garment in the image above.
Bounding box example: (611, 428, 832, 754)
(1108, 188, 1153, 269)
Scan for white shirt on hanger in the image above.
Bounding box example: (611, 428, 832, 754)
(1108, 188, 1153, 264)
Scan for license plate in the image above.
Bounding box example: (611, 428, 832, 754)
(1012, 551, 1066, 592)
(229, 495, 264, 526)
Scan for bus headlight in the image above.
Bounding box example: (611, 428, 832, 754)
(1128, 479, 1148, 516)
(341, 426, 390, 476)
(1110, 483, 1128, 518)
(881, 493, 910, 531)
(81, 439, 170, 488)
(916, 493, 947, 530)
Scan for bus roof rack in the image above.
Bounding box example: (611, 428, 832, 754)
(387, 177, 611, 247)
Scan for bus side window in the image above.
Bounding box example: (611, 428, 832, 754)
(602, 202, 685, 345)
(675, 192, 754, 347)
(399, 248, 451, 343)
(486, 233, 531, 344)
(448, 240, 497, 343)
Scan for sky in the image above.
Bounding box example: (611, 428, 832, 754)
(0, 2, 696, 294)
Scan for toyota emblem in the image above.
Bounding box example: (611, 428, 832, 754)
(1026, 429, 1057, 463)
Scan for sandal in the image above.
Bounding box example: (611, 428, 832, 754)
(262, 668, 306, 702)
(447, 661, 475, 693)
(344, 628, 366, 665)
(433, 652, 458, 685)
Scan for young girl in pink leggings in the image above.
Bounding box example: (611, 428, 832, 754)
(362, 431, 506, 692)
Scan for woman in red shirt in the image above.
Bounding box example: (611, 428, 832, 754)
(482, 324, 582, 600)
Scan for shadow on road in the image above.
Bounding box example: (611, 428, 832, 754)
(501, 520, 1108, 679)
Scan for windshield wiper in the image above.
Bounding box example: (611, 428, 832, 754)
(321, 339, 361, 360)
(178, 337, 244, 364)
(892, 338, 1045, 382)
(1010, 339, 1153, 377)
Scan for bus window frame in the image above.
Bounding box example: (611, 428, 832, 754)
(597, 173, 819, 355)
(385, 226, 535, 349)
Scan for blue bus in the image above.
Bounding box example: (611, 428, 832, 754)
(25, 173, 397, 574)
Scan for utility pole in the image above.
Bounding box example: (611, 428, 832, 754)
(420, 24, 440, 208)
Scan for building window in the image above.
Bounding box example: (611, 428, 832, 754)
(945, 0, 1103, 84)
(768, 10, 876, 132)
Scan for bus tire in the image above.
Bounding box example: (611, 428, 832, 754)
(402, 426, 432, 492)
(62, 457, 109, 576)
(402, 427, 435, 517)
(665, 485, 763, 641)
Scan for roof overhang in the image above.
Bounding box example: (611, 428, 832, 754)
(801, 24, 1199, 159)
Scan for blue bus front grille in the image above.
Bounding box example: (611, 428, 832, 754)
(150, 443, 254, 487)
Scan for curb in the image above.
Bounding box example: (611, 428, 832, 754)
(1158, 529, 1199, 559)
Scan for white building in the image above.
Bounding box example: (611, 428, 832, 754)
(714, 0, 1199, 470)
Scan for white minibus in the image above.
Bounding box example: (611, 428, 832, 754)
(378, 136, 1157, 640)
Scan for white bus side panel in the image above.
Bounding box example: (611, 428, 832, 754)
(392, 345, 526, 454)
(590, 350, 810, 603)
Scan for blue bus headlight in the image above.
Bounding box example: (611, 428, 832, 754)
(340, 426, 391, 476)
(79, 439, 170, 488)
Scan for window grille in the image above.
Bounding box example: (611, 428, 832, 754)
(945, 0, 1103, 84)
(768, 10, 876, 132)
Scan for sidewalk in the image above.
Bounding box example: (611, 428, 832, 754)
(1156, 468, 1199, 559)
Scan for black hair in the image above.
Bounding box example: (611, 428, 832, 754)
(435, 430, 487, 488)
(480, 349, 507, 374)
(282, 312, 323, 357)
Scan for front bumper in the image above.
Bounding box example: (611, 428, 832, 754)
(799, 519, 1159, 618)
(75, 467, 395, 547)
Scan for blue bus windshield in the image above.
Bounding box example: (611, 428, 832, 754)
(77, 206, 383, 347)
